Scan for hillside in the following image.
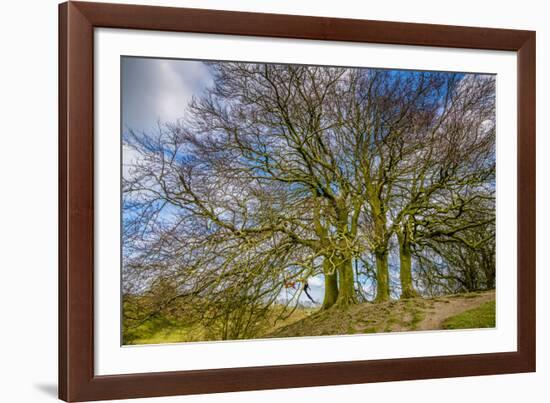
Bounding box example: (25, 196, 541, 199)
(266, 290, 495, 338)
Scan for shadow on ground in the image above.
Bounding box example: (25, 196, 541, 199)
(34, 383, 57, 398)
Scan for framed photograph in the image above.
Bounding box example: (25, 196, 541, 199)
(59, 1, 536, 401)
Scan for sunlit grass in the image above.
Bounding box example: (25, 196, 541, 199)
(442, 300, 496, 330)
(124, 305, 316, 345)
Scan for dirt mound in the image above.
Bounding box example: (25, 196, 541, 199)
(266, 290, 495, 338)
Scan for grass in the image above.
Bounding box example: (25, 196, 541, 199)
(124, 292, 496, 343)
(123, 315, 208, 345)
(409, 307, 425, 330)
(442, 300, 496, 330)
(269, 291, 495, 338)
(129, 323, 203, 345)
(123, 305, 316, 345)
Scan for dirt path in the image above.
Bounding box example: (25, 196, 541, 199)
(415, 290, 495, 330)
(267, 290, 496, 338)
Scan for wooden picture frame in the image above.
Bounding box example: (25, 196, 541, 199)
(59, 1, 536, 401)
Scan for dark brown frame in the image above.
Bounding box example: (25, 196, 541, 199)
(59, 1, 536, 401)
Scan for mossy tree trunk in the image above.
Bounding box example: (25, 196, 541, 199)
(313, 200, 341, 310)
(322, 258, 339, 309)
(372, 199, 390, 303)
(374, 250, 390, 302)
(398, 239, 418, 299)
(332, 201, 358, 307)
(397, 221, 419, 299)
(335, 256, 357, 307)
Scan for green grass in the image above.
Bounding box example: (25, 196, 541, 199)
(129, 323, 203, 345)
(123, 306, 316, 345)
(409, 308, 425, 330)
(124, 293, 496, 343)
(123, 316, 208, 345)
(442, 300, 496, 330)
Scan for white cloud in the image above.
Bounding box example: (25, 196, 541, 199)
(122, 145, 141, 178)
(308, 275, 324, 288)
(122, 57, 212, 133)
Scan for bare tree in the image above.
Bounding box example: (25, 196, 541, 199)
(122, 61, 496, 341)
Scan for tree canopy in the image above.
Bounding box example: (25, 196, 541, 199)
(122, 62, 495, 341)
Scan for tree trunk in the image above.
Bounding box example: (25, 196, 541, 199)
(371, 198, 390, 303)
(332, 202, 358, 307)
(482, 250, 496, 289)
(322, 262, 339, 309)
(398, 239, 418, 299)
(374, 250, 390, 302)
(335, 256, 357, 307)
